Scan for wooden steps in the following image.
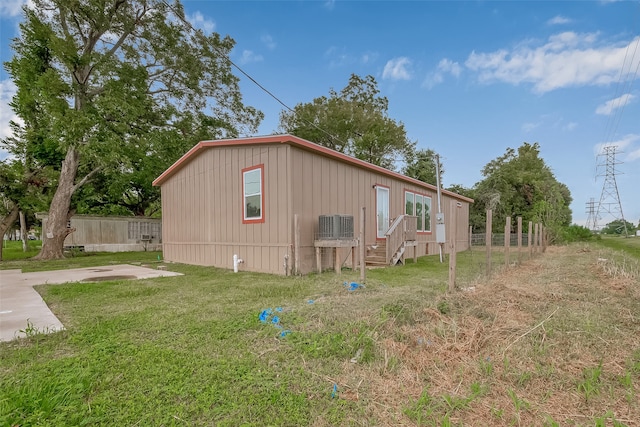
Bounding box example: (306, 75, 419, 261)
(365, 241, 388, 266)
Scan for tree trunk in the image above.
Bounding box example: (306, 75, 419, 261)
(19, 210, 28, 252)
(0, 203, 19, 261)
(34, 146, 80, 260)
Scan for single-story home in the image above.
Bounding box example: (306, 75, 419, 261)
(37, 214, 162, 252)
(152, 134, 473, 275)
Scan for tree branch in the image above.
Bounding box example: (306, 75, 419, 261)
(72, 166, 103, 193)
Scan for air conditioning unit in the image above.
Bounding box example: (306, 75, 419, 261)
(140, 234, 151, 241)
(318, 215, 354, 240)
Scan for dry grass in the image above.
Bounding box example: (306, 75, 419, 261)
(326, 245, 640, 426)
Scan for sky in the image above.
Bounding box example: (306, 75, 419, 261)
(0, 0, 639, 229)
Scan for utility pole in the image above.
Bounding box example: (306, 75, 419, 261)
(435, 154, 445, 262)
(585, 198, 597, 232)
(595, 145, 628, 237)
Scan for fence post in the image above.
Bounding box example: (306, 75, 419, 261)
(485, 209, 492, 277)
(517, 216, 522, 264)
(448, 206, 457, 292)
(294, 214, 300, 275)
(528, 221, 533, 258)
(360, 207, 366, 282)
(468, 225, 472, 251)
(504, 216, 511, 268)
(533, 223, 539, 254)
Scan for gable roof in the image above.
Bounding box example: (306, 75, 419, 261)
(152, 134, 473, 203)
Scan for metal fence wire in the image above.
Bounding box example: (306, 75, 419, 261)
(471, 233, 531, 247)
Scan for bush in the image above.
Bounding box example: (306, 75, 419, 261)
(559, 225, 596, 243)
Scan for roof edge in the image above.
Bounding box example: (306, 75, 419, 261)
(152, 134, 474, 204)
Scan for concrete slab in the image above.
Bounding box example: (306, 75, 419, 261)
(0, 264, 182, 342)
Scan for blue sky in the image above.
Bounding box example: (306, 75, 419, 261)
(1, 1, 639, 228)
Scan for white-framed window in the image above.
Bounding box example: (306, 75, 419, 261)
(242, 164, 264, 224)
(404, 190, 432, 232)
(405, 192, 414, 216)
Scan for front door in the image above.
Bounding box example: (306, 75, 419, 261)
(376, 186, 389, 239)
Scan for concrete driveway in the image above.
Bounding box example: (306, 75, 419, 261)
(0, 264, 182, 342)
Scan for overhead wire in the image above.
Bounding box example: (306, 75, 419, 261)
(599, 3, 640, 151)
(160, 0, 348, 148)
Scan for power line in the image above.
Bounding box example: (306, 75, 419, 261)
(160, 0, 347, 147)
(600, 4, 640, 147)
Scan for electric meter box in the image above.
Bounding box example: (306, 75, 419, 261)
(435, 213, 446, 243)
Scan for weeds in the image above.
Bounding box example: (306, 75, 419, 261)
(577, 362, 603, 402)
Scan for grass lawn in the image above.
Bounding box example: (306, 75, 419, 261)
(1, 243, 639, 426)
(596, 235, 640, 260)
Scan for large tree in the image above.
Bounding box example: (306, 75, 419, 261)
(472, 142, 572, 240)
(403, 148, 443, 186)
(278, 74, 415, 170)
(5, 0, 262, 259)
(0, 16, 60, 258)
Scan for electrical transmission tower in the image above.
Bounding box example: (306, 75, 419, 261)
(585, 198, 597, 231)
(595, 145, 628, 236)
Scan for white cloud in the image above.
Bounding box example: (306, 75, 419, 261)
(563, 122, 578, 131)
(382, 57, 412, 81)
(438, 58, 462, 77)
(628, 147, 640, 161)
(522, 122, 540, 132)
(187, 11, 215, 33)
(595, 93, 636, 115)
(238, 49, 263, 65)
(324, 47, 378, 68)
(0, 0, 29, 17)
(547, 15, 571, 25)
(261, 34, 276, 50)
(594, 134, 640, 160)
(360, 52, 378, 65)
(465, 32, 640, 93)
(422, 58, 462, 89)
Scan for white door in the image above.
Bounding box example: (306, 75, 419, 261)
(376, 186, 390, 238)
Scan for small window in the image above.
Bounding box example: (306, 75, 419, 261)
(242, 165, 264, 224)
(405, 192, 414, 216)
(424, 196, 432, 232)
(415, 194, 423, 231)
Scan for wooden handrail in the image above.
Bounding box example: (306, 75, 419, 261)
(405, 215, 417, 241)
(385, 215, 406, 264)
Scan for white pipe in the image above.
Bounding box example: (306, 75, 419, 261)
(233, 254, 243, 273)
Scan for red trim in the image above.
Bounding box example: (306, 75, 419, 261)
(152, 134, 473, 204)
(242, 164, 265, 224)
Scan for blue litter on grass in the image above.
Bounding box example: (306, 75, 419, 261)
(259, 309, 273, 323)
(344, 281, 363, 291)
(307, 299, 314, 304)
(259, 307, 291, 338)
(331, 383, 338, 398)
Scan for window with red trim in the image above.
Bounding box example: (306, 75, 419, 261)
(242, 165, 264, 223)
(405, 190, 432, 232)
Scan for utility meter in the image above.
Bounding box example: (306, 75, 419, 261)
(435, 213, 446, 243)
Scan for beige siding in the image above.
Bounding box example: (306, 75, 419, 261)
(159, 141, 471, 275)
(290, 146, 470, 274)
(161, 144, 291, 274)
